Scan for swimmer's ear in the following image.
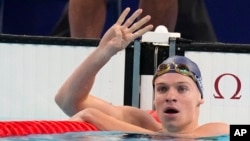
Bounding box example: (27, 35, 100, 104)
(197, 99, 204, 107)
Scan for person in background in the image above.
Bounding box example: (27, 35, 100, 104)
(51, 0, 216, 42)
(68, 0, 177, 38)
(55, 7, 229, 138)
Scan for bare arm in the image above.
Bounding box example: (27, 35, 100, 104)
(70, 107, 162, 133)
(55, 8, 153, 117)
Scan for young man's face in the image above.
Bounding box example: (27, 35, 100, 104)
(153, 73, 204, 133)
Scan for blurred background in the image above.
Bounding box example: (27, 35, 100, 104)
(0, 0, 249, 44)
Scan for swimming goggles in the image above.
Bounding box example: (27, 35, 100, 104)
(153, 62, 197, 83)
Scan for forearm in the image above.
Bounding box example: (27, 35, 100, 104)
(97, 116, 155, 134)
(70, 108, 155, 134)
(55, 7, 153, 116)
(55, 46, 113, 116)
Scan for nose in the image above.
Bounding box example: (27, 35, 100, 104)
(165, 88, 177, 103)
(166, 98, 177, 103)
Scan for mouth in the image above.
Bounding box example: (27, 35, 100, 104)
(164, 107, 179, 114)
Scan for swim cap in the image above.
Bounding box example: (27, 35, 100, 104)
(153, 55, 203, 98)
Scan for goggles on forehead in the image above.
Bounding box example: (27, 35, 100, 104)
(152, 62, 197, 83)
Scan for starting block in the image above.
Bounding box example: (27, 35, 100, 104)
(141, 25, 181, 46)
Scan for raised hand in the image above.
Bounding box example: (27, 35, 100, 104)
(98, 7, 153, 56)
(55, 7, 153, 118)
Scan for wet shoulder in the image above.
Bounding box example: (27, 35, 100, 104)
(195, 122, 229, 137)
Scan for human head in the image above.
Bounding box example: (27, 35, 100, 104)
(153, 55, 203, 98)
(153, 55, 204, 132)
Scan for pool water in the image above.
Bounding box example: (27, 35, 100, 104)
(0, 131, 229, 141)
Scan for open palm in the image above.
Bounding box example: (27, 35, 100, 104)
(99, 8, 153, 56)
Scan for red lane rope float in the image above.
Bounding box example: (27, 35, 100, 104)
(0, 120, 98, 137)
(148, 110, 161, 123)
(0, 110, 159, 138)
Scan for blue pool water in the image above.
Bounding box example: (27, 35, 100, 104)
(0, 131, 229, 141)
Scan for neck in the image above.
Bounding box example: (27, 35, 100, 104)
(165, 112, 200, 134)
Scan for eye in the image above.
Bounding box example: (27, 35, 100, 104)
(177, 85, 188, 93)
(155, 85, 168, 94)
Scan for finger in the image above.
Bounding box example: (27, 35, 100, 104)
(116, 7, 131, 25)
(122, 9, 143, 28)
(128, 15, 152, 33)
(132, 24, 154, 40)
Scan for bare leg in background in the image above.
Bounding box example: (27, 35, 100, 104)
(69, 0, 107, 38)
(68, 0, 178, 38)
(138, 0, 178, 32)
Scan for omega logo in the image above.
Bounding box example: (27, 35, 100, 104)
(213, 73, 241, 99)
